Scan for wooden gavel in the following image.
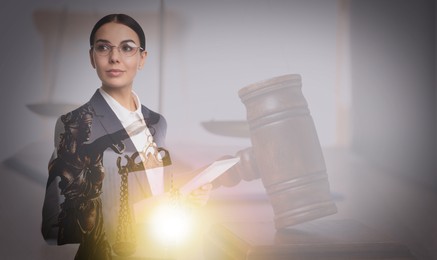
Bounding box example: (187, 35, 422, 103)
(215, 74, 337, 230)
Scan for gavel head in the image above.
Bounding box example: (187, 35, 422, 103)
(238, 74, 337, 230)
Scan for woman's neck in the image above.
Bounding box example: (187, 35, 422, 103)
(101, 85, 137, 111)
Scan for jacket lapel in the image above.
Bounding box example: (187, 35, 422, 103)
(88, 89, 137, 153)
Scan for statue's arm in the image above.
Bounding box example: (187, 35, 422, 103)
(41, 117, 64, 244)
(41, 170, 62, 244)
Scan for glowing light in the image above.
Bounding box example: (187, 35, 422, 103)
(149, 203, 193, 245)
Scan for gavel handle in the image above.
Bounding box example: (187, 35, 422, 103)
(213, 147, 261, 188)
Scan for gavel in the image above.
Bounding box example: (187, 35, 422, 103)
(215, 74, 337, 230)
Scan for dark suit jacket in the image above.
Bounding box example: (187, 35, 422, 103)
(41, 89, 169, 244)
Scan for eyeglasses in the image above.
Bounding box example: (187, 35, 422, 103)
(92, 42, 144, 57)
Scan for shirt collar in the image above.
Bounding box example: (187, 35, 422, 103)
(99, 88, 143, 124)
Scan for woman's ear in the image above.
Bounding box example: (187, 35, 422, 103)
(89, 49, 96, 69)
(138, 51, 147, 70)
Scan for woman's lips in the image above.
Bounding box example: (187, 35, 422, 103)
(106, 69, 125, 77)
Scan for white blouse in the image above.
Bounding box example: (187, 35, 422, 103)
(99, 88, 164, 196)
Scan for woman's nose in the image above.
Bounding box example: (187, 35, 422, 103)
(109, 48, 121, 63)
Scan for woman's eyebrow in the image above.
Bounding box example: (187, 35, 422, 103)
(95, 39, 137, 45)
(120, 39, 137, 45)
(95, 39, 111, 44)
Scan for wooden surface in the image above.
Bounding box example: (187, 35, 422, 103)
(205, 219, 415, 260)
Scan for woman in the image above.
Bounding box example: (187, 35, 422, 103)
(42, 14, 211, 260)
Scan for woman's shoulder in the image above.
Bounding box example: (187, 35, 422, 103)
(57, 102, 95, 122)
(141, 105, 166, 126)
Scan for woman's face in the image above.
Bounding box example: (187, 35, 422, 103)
(89, 22, 146, 91)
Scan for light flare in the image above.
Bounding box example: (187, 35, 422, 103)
(149, 203, 194, 245)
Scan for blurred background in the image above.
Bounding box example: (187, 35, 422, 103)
(0, 0, 435, 259)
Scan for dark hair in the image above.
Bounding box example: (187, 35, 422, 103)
(89, 14, 146, 50)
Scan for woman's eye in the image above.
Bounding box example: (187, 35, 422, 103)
(121, 44, 134, 53)
(96, 44, 110, 51)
